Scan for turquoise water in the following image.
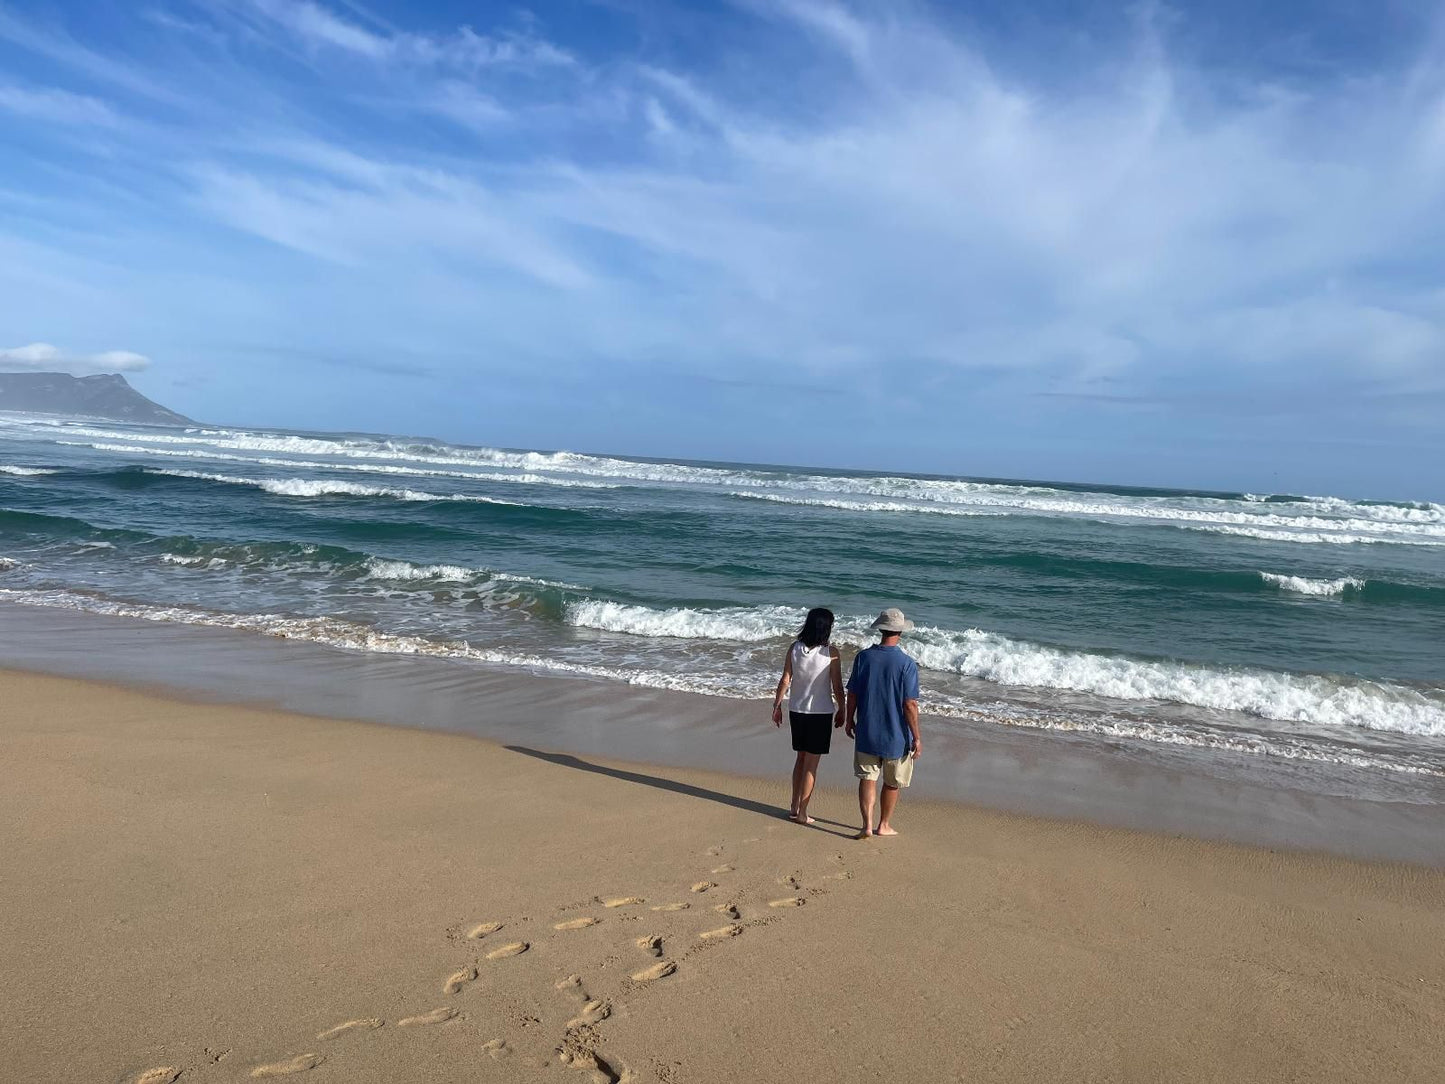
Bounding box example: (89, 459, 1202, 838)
(1, 413, 1442, 782)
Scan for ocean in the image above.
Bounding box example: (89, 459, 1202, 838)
(2, 412, 1443, 797)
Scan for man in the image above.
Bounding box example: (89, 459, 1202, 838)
(842, 608, 921, 839)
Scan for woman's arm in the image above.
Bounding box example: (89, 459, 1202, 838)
(829, 648, 846, 726)
(771, 646, 794, 726)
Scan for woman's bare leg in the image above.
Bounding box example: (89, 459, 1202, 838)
(789, 751, 807, 817)
(794, 753, 821, 824)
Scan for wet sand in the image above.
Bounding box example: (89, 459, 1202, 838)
(3, 668, 1443, 1083)
(2, 602, 1444, 865)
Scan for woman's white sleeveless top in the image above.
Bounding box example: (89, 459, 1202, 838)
(788, 641, 835, 714)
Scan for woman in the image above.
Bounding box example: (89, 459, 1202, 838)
(771, 607, 845, 825)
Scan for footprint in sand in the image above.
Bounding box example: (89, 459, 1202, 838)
(316, 1018, 383, 1041)
(768, 897, 806, 908)
(250, 1053, 323, 1078)
(557, 1047, 631, 1083)
(483, 1038, 513, 1060)
(713, 903, 741, 920)
(602, 896, 645, 908)
(135, 1070, 180, 1084)
(710, 864, 735, 874)
(635, 935, 663, 958)
(778, 875, 802, 889)
(567, 998, 613, 1028)
(466, 921, 505, 939)
(444, 966, 477, 994)
(650, 902, 689, 912)
(485, 941, 530, 960)
(630, 960, 677, 982)
(700, 924, 742, 940)
(557, 973, 614, 1029)
(690, 881, 717, 894)
(398, 1007, 458, 1027)
(555, 916, 600, 930)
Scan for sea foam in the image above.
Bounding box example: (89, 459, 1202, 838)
(152, 469, 525, 505)
(0, 587, 745, 697)
(563, 599, 1445, 738)
(1259, 572, 1364, 597)
(27, 418, 1445, 546)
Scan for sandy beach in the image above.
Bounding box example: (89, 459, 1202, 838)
(3, 668, 1443, 1084)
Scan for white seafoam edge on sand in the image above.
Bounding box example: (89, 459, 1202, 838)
(2, 570, 1433, 740)
(1, 587, 1442, 776)
(1260, 572, 1366, 597)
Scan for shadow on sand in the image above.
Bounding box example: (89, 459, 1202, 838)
(505, 746, 856, 838)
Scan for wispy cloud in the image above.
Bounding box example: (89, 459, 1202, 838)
(0, 83, 120, 125)
(233, 0, 573, 70)
(0, 3, 186, 103)
(1, 0, 1443, 489)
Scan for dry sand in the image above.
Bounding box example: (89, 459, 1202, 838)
(2, 668, 1443, 1084)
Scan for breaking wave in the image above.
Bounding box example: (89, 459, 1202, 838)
(151, 469, 526, 505)
(728, 492, 1002, 516)
(1260, 572, 1365, 597)
(564, 600, 1445, 738)
(17, 418, 1445, 545)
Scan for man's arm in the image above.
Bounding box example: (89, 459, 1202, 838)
(844, 653, 860, 737)
(905, 699, 921, 759)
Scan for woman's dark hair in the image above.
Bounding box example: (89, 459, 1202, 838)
(798, 607, 835, 649)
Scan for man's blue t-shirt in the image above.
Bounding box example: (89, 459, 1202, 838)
(846, 644, 920, 759)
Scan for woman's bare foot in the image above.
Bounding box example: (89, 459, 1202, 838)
(875, 824, 899, 837)
(793, 813, 815, 825)
(855, 828, 873, 840)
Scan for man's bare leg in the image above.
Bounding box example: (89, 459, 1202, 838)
(876, 783, 901, 836)
(793, 752, 820, 824)
(856, 778, 877, 838)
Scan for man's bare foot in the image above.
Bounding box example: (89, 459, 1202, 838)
(855, 829, 873, 840)
(875, 824, 899, 837)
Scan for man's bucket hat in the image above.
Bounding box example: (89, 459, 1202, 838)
(870, 607, 914, 633)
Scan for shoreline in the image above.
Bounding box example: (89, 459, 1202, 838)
(3, 600, 1443, 867)
(3, 667, 1443, 1083)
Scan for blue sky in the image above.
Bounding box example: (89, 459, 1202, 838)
(1, 0, 1443, 498)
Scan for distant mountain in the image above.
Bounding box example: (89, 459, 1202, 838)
(0, 372, 192, 426)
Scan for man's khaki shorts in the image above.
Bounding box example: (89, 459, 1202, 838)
(854, 750, 914, 788)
